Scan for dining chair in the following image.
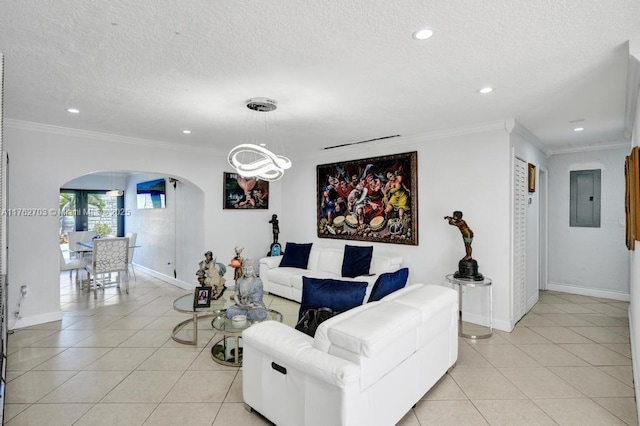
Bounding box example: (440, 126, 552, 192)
(85, 237, 129, 299)
(67, 231, 97, 259)
(59, 245, 89, 284)
(125, 232, 138, 281)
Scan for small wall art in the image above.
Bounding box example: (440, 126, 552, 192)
(223, 173, 269, 209)
(528, 163, 536, 193)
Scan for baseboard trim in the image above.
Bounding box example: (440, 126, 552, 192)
(11, 310, 62, 330)
(546, 282, 630, 302)
(133, 264, 193, 290)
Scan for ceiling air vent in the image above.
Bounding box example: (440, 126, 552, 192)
(324, 135, 401, 150)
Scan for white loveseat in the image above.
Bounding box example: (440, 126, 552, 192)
(259, 246, 403, 303)
(242, 283, 458, 426)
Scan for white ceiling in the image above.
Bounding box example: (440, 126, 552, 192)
(1, 1, 639, 159)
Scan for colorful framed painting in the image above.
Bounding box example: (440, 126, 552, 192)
(316, 151, 418, 245)
(223, 172, 269, 209)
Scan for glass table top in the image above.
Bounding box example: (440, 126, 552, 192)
(211, 309, 283, 334)
(172, 293, 230, 314)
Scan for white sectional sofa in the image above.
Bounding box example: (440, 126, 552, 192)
(259, 246, 403, 303)
(242, 283, 459, 426)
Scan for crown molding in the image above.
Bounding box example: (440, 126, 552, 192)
(3, 119, 225, 155)
(546, 141, 631, 155)
(505, 119, 550, 155)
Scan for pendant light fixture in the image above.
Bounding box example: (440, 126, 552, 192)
(228, 98, 292, 181)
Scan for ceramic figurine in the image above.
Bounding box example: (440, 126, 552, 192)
(197, 251, 227, 299)
(226, 260, 267, 321)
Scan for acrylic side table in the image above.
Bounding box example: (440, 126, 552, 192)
(445, 274, 493, 339)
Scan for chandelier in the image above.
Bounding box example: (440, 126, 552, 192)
(228, 98, 292, 181)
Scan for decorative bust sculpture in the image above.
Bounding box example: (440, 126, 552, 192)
(226, 259, 267, 321)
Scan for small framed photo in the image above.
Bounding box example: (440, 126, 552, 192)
(528, 163, 536, 193)
(194, 286, 212, 308)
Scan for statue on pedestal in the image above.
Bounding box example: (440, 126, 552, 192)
(226, 259, 267, 321)
(196, 251, 227, 299)
(268, 214, 282, 256)
(445, 211, 483, 281)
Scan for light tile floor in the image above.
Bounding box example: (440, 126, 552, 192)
(4, 271, 637, 425)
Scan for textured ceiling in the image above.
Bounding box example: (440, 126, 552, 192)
(1, 1, 639, 158)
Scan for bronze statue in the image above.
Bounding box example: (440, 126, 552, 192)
(445, 211, 483, 280)
(269, 214, 279, 244)
(445, 211, 473, 260)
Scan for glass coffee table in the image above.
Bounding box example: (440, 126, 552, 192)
(210, 308, 283, 367)
(171, 293, 229, 345)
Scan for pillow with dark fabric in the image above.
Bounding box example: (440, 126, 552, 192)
(298, 277, 367, 320)
(279, 242, 313, 269)
(341, 245, 374, 278)
(367, 267, 409, 302)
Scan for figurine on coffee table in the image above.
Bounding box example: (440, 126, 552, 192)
(445, 211, 484, 281)
(197, 251, 227, 299)
(226, 259, 267, 321)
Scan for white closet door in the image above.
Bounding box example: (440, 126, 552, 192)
(513, 157, 527, 323)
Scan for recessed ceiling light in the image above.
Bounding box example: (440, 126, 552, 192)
(182, 130, 191, 134)
(66, 108, 80, 114)
(413, 29, 434, 40)
(259, 143, 267, 147)
(573, 127, 584, 132)
(477, 87, 494, 94)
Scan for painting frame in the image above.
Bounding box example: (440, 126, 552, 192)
(316, 151, 418, 245)
(528, 163, 536, 193)
(193, 286, 212, 308)
(625, 146, 640, 250)
(223, 172, 269, 210)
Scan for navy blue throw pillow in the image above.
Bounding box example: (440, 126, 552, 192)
(299, 277, 367, 320)
(341, 245, 373, 278)
(367, 268, 409, 302)
(279, 242, 313, 269)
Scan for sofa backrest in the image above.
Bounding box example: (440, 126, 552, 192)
(313, 297, 421, 389)
(308, 246, 403, 277)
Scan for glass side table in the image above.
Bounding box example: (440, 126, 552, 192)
(171, 293, 228, 345)
(210, 308, 283, 367)
(445, 274, 493, 339)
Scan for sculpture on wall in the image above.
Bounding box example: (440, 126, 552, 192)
(196, 251, 227, 299)
(445, 211, 483, 280)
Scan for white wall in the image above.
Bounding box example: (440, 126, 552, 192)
(547, 146, 630, 300)
(281, 125, 514, 331)
(124, 173, 205, 285)
(4, 121, 278, 328)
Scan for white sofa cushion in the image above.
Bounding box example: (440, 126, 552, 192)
(316, 248, 345, 275)
(313, 301, 421, 389)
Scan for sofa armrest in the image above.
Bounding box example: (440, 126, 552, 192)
(243, 321, 360, 388)
(259, 255, 282, 269)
